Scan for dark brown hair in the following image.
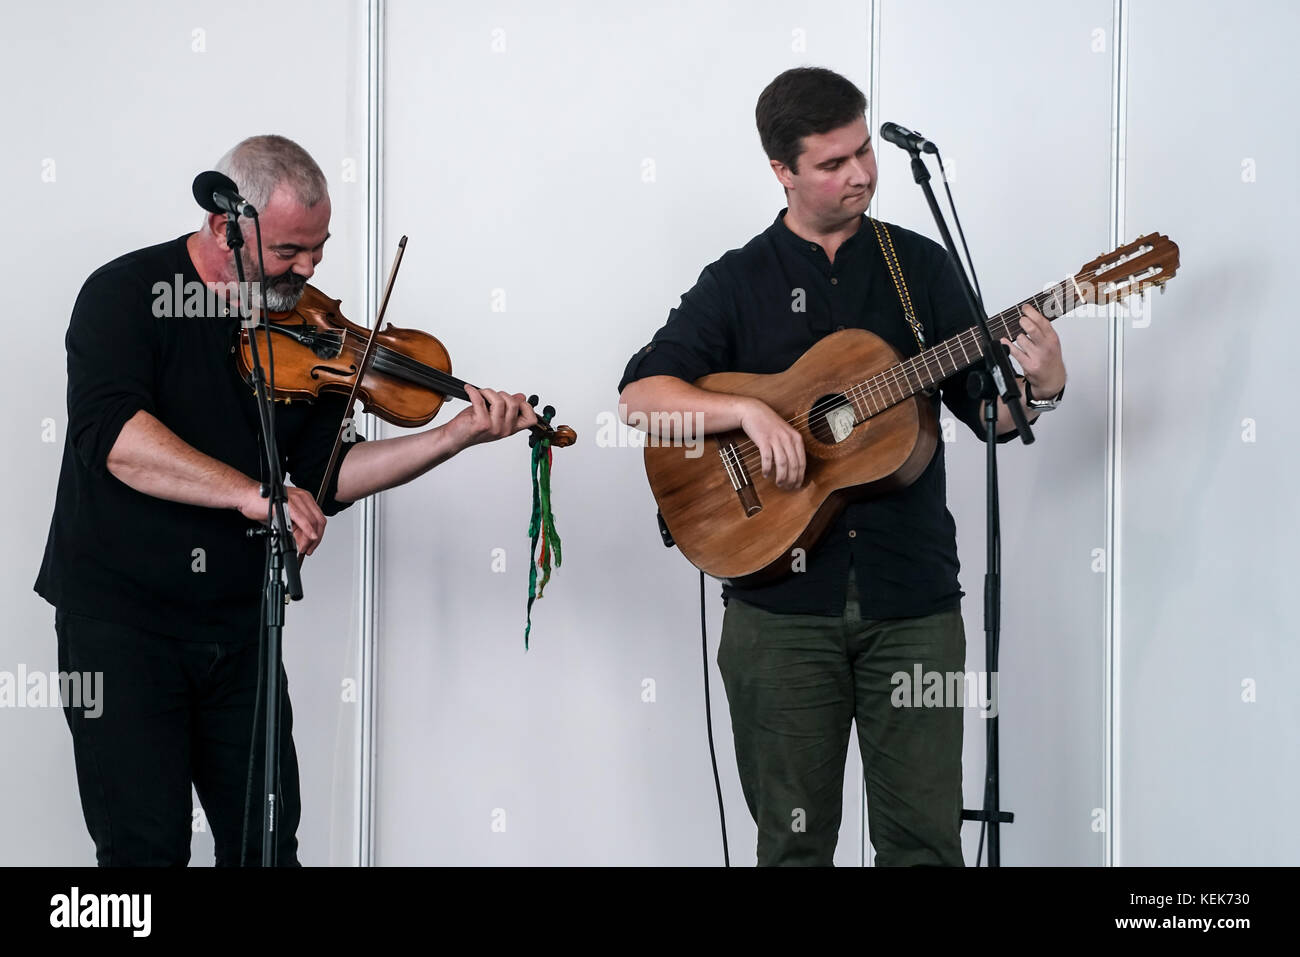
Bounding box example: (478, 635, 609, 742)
(756, 67, 867, 172)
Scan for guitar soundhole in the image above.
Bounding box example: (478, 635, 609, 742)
(808, 393, 858, 445)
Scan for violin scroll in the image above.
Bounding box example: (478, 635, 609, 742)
(526, 395, 577, 449)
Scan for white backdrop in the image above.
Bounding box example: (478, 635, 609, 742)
(0, 0, 370, 866)
(1, 0, 1295, 867)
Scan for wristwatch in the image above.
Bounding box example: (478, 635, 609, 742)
(1024, 379, 1064, 411)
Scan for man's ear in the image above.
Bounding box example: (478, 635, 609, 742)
(207, 211, 231, 249)
(770, 158, 796, 191)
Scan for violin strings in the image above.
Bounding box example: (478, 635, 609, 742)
(266, 327, 551, 429)
(270, 327, 470, 396)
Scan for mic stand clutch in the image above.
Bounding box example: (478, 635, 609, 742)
(893, 130, 1021, 865)
(226, 210, 302, 867)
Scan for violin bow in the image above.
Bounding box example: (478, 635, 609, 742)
(296, 236, 409, 568)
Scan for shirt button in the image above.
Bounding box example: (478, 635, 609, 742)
(809, 244, 817, 251)
(835, 325, 846, 332)
(830, 277, 838, 285)
(848, 530, 857, 539)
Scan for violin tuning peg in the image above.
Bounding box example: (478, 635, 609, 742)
(543, 405, 555, 419)
(527, 394, 540, 408)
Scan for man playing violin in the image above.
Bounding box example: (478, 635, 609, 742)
(618, 68, 1067, 866)
(35, 134, 537, 866)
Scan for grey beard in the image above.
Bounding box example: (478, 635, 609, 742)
(238, 251, 306, 311)
(262, 279, 305, 312)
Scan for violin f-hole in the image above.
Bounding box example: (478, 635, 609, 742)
(310, 363, 357, 381)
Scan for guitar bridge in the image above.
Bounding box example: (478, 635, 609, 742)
(719, 441, 762, 516)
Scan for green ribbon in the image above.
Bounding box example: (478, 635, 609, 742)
(525, 411, 562, 649)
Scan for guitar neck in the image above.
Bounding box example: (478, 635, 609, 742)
(857, 275, 1081, 412)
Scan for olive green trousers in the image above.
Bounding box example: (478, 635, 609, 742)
(718, 571, 967, 866)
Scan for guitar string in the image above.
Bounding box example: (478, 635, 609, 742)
(722, 308, 1036, 475)
(725, 306, 1028, 468)
(718, 258, 1166, 476)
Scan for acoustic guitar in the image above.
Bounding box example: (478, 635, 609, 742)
(643, 233, 1180, 585)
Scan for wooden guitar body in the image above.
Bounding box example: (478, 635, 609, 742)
(643, 328, 937, 585)
(639, 232, 1180, 586)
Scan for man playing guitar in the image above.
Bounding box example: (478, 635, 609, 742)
(618, 68, 1066, 866)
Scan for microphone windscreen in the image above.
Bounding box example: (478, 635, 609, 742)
(192, 170, 240, 214)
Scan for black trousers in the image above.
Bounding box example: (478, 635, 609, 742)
(55, 609, 301, 866)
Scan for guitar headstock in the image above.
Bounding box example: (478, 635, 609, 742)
(1075, 233, 1180, 306)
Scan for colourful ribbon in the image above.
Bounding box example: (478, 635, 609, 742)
(525, 410, 562, 648)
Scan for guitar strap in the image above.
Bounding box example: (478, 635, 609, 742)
(868, 218, 926, 351)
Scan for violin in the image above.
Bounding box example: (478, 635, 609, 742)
(233, 237, 575, 507)
(235, 285, 576, 442)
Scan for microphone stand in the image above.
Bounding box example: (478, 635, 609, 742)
(226, 211, 303, 867)
(898, 139, 1025, 866)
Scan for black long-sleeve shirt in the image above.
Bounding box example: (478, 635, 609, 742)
(35, 234, 364, 643)
(618, 211, 1011, 619)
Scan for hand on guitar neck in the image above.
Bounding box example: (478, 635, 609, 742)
(986, 304, 1067, 431)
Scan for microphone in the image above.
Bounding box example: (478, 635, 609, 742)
(880, 122, 938, 155)
(192, 170, 258, 217)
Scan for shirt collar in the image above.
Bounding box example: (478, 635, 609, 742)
(771, 208, 872, 262)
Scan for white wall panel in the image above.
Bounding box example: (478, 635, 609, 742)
(0, 0, 368, 865)
(876, 0, 1115, 866)
(4, 0, 1296, 869)
(1121, 0, 1300, 865)
(376, 0, 872, 866)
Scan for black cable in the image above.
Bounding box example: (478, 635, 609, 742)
(237, 213, 281, 866)
(240, 547, 269, 866)
(254, 215, 290, 867)
(936, 149, 986, 311)
(252, 217, 278, 445)
(936, 147, 1007, 866)
(975, 426, 1001, 867)
(700, 570, 729, 867)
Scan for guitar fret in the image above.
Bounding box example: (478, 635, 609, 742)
(853, 286, 1071, 416)
(929, 348, 944, 385)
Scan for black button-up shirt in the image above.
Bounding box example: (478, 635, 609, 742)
(35, 235, 364, 642)
(619, 210, 1010, 619)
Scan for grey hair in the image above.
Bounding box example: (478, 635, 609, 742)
(202, 134, 328, 231)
